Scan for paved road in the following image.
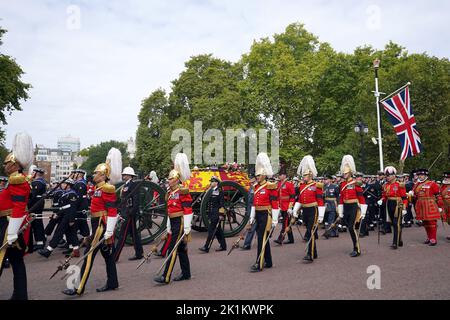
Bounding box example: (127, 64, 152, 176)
(1, 224, 449, 300)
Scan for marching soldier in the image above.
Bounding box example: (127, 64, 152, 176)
(438, 172, 450, 241)
(199, 176, 227, 252)
(403, 173, 414, 228)
(28, 167, 47, 250)
(274, 167, 296, 245)
(292, 156, 325, 263)
(38, 179, 80, 258)
(114, 166, 144, 261)
(337, 155, 367, 257)
(72, 169, 91, 241)
(44, 182, 65, 238)
(63, 148, 121, 295)
(377, 166, 408, 249)
(323, 175, 340, 238)
(154, 153, 193, 284)
(0, 132, 34, 300)
(411, 169, 442, 246)
(248, 152, 279, 272)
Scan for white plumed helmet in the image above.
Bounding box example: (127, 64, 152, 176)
(297, 155, 318, 178)
(255, 152, 273, 177)
(384, 166, 397, 175)
(340, 155, 356, 175)
(168, 153, 191, 183)
(4, 132, 34, 171)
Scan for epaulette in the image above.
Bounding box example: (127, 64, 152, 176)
(9, 173, 26, 185)
(101, 183, 116, 193)
(266, 182, 277, 190)
(180, 187, 190, 195)
(315, 182, 324, 189)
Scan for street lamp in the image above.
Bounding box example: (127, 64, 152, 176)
(354, 121, 368, 173)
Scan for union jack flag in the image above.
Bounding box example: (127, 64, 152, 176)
(380, 85, 422, 160)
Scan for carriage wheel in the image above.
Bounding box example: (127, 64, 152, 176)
(114, 180, 167, 245)
(200, 181, 248, 238)
(191, 193, 208, 232)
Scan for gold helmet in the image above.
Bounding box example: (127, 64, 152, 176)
(168, 153, 191, 182)
(94, 162, 111, 178)
(168, 169, 180, 180)
(3, 153, 17, 165)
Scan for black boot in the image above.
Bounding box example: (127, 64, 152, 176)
(96, 284, 118, 292)
(198, 246, 209, 253)
(349, 250, 360, 257)
(153, 275, 168, 284)
(38, 248, 52, 258)
(303, 255, 313, 263)
(173, 273, 191, 281)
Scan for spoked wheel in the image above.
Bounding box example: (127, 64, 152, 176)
(114, 180, 167, 245)
(200, 181, 248, 238)
(191, 193, 208, 232)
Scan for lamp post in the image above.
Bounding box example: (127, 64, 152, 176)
(354, 121, 368, 173)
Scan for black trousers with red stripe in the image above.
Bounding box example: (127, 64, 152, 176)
(0, 217, 28, 300)
(277, 210, 294, 243)
(113, 212, 143, 261)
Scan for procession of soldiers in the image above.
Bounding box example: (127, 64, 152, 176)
(0, 132, 449, 300)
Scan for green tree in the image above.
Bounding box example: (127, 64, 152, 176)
(80, 141, 129, 175)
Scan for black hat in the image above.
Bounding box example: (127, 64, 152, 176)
(33, 167, 45, 174)
(416, 168, 429, 175)
(0, 176, 8, 182)
(64, 178, 76, 186)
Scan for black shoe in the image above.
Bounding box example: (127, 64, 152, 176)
(399, 240, 403, 247)
(33, 244, 44, 251)
(153, 276, 168, 284)
(57, 240, 68, 249)
(349, 251, 360, 257)
(241, 246, 251, 250)
(173, 273, 191, 281)
(446, 236, 450, 241)
(274, 239, 282, 245)
(198, 247, 209, 253)
(429, 240, 437, 246)
(264, 262, 272, 269)
(3, 258, 10, 269)
(390, 244, 398, 250)
(303, 255, 313, 263)
(96, 285, 118, 292)
(283, 240, 294, 244)
(250, 264, 261, 272)
(423, 239, 430, 244)
(215, 247, 226, 252)
(128, 255, 143, 261)
(38, 248, 52, 258)
(62, 289, 78, 296)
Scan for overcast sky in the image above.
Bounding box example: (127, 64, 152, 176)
(1, 0, 449, 150)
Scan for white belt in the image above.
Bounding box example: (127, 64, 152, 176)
(59, 204, 71, 210)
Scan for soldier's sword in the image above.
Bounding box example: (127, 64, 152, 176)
(156, 233, 186, 275)
(304, 222, 319, 253)
(227, 220, 254, 256)
(255, 226, 275, 265)
(136, 231, 168, 270)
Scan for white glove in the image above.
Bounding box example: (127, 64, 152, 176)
(271, 209, 279, 228)
(293, 202, 301, 218)
(287, 208, 293, 215)
(377, 200, 383, 206)
(249, 206, 256, 225)
(438, 208, 443, 213)
(183, 214, 193, 235)
(360, 204, 368, 219)
(338, 204, 344, 218)
(166, 218, 172, 234)
(402, 209, 407, 216)
(7, 216, 25, 245)
(104, 216, 118, 239)
(408, 190, 414, 197)
(318, 206, 325, 223)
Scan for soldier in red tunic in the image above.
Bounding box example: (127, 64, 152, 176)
(248, 153, 279, 272)
(63, 148, 121, 296)
(438, 172, 450, 241)
(154, 153, 193, 284)
(411, 169, 441, 246)
(292, 155, 325, 263)
(0, 133, 34, 300)
(274, 166, 296, 245)
(337, 155, 367, 257)
(378, 166, 408, 249)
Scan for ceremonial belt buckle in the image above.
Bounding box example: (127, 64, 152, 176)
(168, 211, 184, 218)
(255, 206, 271, 212)
(344, 199, 359, 204)
(302, 202, 318, 208)
(0, 209, 12, 218)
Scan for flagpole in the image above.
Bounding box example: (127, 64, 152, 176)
(380, 82, 412, 103)
(373, 58, 384, 172)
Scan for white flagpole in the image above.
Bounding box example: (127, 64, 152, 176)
(373, 59, 384, 172)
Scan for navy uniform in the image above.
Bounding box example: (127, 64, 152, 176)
(114, 167, 143, 261)
(200, 176, 227, 252)
(28, 168, 47, 250)
(72, 169, 90, 238)
(323, 176, 340, 238)
(404, 174, 414, 227)
(44, 187, 64, 237)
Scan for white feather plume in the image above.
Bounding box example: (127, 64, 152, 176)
(107, 148, 122, 184)
(174, 153, 191, 182)
(255, 152, 273, 177)
(297, 155, 318, 177)
(340, 155, 356, 175)
(12, 132, 34, 170)
(150, 170, 159, 183)
(384, 166, 397, 175)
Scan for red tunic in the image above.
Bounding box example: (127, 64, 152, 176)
(382, 181, 408, 208)
(339, 179, 366, 205)
(253, 182, 279, 210)
(413, 180, 440, 221)
(90, 182, 117, 225)
(297, 182, 324, 207)
(167, 187, 193, 217)
(277, 180, 296, 211)
(438, 184, 450, 220)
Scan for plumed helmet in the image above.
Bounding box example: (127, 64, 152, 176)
(4, 132, 34, 170)
(340, 155, 356, 175)
(149, 170, 159, 183)
(255, 153, 273, 177)
(168, 153, 191, 182)
(297, 155, 318, 178)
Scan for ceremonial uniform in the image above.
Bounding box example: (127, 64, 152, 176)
(381, 180, 407, 248)
(201, 186, 226, 251)
(114, 178, 143, 261)
(339, 178, 366, 256)
(44, 188, 64, 237)
(275, 179, 296, 244)
(252, 181, 279, 270)
(28, 177, 47, 247)
(0, 172, 32, 300)
(161, 185, 193, 283)
(413, 179, 441, 245)
(324, 182, 340, 237)
(73, 178, 90, 238)
(438, 175, 450, 240)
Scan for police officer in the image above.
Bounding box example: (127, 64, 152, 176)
(323, 175, 340, 238)
(114, 166, 143, 261)
(38, 178, 80, 258)
(199, 176, 227, 252)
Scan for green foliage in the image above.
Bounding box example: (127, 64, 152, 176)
(80, 140, 129, 175)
